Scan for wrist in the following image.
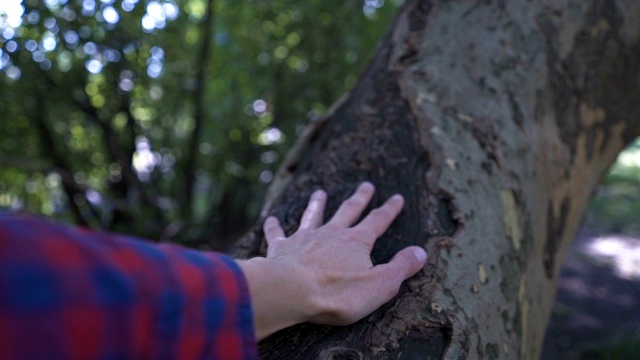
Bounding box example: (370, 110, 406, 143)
(235, 257, 316, 340)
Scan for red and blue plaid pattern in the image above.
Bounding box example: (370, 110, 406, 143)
(0, 215, 257, 359)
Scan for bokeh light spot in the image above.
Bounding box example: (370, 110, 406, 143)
(83, 42, 97, 55)
(85, 59, 103, 73)
(6, 65, 21, 80)
(42, 33, 57, 52)
(252, 99, 267, 114)
(102, 6, 120, 24)
(5, 40, 17, 52)
(258, 127, 283, 145)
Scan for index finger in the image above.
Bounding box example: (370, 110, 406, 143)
(327, 182, 375, 228)
(298, 189, 327, 231)
(353, 194, 404, 238)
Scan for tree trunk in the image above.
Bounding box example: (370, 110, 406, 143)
(233, 0, 640, 358)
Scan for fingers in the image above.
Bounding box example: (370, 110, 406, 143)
(263, 216, 285, 246)
(299, 190, 327, 231)
(372, 246, 427, 297)
(328, 182, 375, 227)
(389, 246, 427, 279)
(354, 194, 404, 239)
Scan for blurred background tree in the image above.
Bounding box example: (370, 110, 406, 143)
(0, 0, 402, 249)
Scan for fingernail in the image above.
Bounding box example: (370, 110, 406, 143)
(391, 194, 404, 202)
(312, 189, 326, 199)
(412, 247, 427, 263)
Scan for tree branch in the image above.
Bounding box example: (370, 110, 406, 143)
(40, 70, 159, 209)
(0, 155, 131, 215)
(0, 155, 50, 173)
(31, 81, 92, 225)
(74, 97, 150, 200)
(182, 0, 216, 218)
(72, 91, 171, 234)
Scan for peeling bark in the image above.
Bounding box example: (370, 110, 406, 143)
(233, 0, 640, 358)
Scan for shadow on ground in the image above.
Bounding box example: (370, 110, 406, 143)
(542, 227, 640, 359)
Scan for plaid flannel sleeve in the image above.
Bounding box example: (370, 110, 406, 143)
(0, 215, 257, 360)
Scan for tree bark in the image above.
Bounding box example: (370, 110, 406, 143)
(233, 0, 640, 358)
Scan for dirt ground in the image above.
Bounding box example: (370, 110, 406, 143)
(541, 226, 640, 359)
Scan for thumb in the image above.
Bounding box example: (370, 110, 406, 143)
(363, 246, 427, 313)
(387, 246, 427, 280)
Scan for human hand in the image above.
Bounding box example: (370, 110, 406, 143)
(235, 182, 427, 340)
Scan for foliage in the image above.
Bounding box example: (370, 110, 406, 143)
(0, 0, 401, 248)
(587, 138, 640, 236)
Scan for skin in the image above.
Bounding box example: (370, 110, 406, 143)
(236, 182, 428, 341)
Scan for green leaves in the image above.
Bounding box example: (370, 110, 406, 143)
(0, 0, 400, 246)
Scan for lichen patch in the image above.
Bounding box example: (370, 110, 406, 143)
(430, 302, 443, 314)
(478, 263, 488, 284)
(501, 190, 522, 250)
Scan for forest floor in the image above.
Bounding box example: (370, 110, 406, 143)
(542, 225, 640, 359)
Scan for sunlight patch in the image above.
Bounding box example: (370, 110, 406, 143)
(586, 235, 640, 280)
(0, 0, 24, 29)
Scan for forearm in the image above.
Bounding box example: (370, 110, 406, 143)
(0, 216, 257, 359)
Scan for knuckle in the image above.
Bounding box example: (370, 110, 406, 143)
(346, 233, 360, 243)
(376, 270, 402, 298)
(372, 206, 393, 219)
(323, 223, 340, 232)
(384, 282, 401, 299)
(344, 198, 363, 209)
(264, 217, 278, 228)
(350, 228, 375, 241)
(302, 208, 314, 218)
(363, 228, 378, 240)
(396, 250, 412, 263)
